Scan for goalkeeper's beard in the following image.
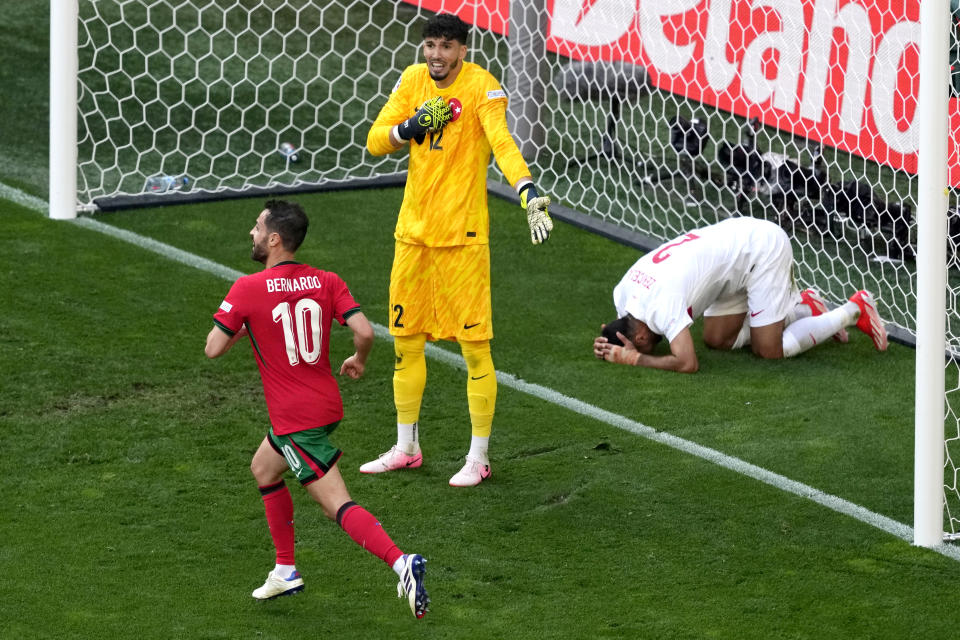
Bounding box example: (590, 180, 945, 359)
(428, 59, 461, 83)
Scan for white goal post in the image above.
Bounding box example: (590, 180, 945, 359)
(54, 0, 959, 546)
(914, 0, 949, 548)
(49, 0, 78, 221)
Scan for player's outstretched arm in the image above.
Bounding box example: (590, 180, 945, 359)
(517, 182, 553, 245)
(339, 312, 374, 379)
(477, 100, 552, 244)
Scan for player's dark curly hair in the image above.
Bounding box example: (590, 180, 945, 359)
(602, 315, 663, 349)
(263, 199, 308, 252)
(602, 316, 633, 346)
(423, 13, 469, 44)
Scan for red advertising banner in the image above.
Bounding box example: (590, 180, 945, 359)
(403, 0, 960, 185)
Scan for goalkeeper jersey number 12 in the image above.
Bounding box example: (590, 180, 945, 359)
(367, 61, 532, 247)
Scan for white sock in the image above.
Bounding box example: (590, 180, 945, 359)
(467, 435, 490, 465)
(392, 555, 407, 577)
(397, 422, 419, 455)
(786, 300, 813, 326)
(841, 300, 860, 324)
(781, 308, 849, 357)
(274, 564, 297, 579)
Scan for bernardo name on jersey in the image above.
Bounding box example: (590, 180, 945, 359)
(264, 275, 323, 293)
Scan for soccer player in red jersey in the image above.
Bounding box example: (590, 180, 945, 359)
(204, 200, 429, 618)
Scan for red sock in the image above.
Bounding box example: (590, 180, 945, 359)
(336, 502, 404, 567)
(259, 481, 295, 565)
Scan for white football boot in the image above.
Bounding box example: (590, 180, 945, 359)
(359, 446, 423, 474)
(396, 554, 429, 619)
(448, 455, 491, 487)
(252, 569, 304, 600)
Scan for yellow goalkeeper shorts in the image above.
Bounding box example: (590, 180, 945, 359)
(388, 241, 493, 342)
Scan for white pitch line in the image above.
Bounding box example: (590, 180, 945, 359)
(6, 182, 960, 563)
(0, 182, 49, 213)
(74, 216, 247, 282)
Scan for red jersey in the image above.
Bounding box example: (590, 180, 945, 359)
(212, 261, 361, 435)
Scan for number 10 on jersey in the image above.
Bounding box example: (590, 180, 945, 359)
(272, 299, 323, 366)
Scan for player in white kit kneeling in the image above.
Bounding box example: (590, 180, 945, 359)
(592, 217, 888, 373)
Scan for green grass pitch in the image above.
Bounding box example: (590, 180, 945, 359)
(4, 1, 960, 637)
(2, 191, 959, 638)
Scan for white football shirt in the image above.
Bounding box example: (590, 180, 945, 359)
(612, 217, 794, 342)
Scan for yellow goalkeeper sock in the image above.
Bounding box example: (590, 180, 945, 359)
(393, 333, 427, 425)
(461, 339, 496, 438)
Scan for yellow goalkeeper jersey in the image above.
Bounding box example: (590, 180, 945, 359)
(367, 61, 532, 247)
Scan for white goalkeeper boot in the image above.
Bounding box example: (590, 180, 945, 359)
(449, 455, 491, 487)
(359, 446, 423, 474)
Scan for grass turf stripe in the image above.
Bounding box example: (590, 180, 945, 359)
(6, 180, 958, 562)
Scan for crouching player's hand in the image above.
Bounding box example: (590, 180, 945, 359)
(593, 327, 638, 365)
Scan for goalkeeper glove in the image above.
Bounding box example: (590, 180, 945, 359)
(519, 183, 553, 245)
(396, 96, 453, 143)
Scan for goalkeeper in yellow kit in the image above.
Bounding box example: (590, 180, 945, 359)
(362, 13, 553, 487)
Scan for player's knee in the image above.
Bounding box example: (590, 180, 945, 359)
(703, 327, 740, 350)
(751, 342, 784, 359)
(702, 323, 742, 350)
(394, 333, 426, 361)
(460, 339, 492, 370)
(395, 333, 426, 349)
(250, 459, 281, 485)
(703, 333, 734, 350)
(749, 322, 786, 358)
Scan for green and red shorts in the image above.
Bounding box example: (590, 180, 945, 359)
(267, 422, 342, 486)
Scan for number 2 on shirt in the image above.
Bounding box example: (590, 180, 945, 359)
(651, 233, 700, 264)
(429, 129, 443, 150)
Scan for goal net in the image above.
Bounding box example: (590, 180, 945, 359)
(73, 0, 960, 538)
(75, 0, 427, 206)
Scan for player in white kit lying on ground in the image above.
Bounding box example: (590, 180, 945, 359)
(592, 217, 888, 373)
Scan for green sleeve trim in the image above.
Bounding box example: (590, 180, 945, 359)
(342, 307, 362, 322)
(213, 318, 236, 337)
